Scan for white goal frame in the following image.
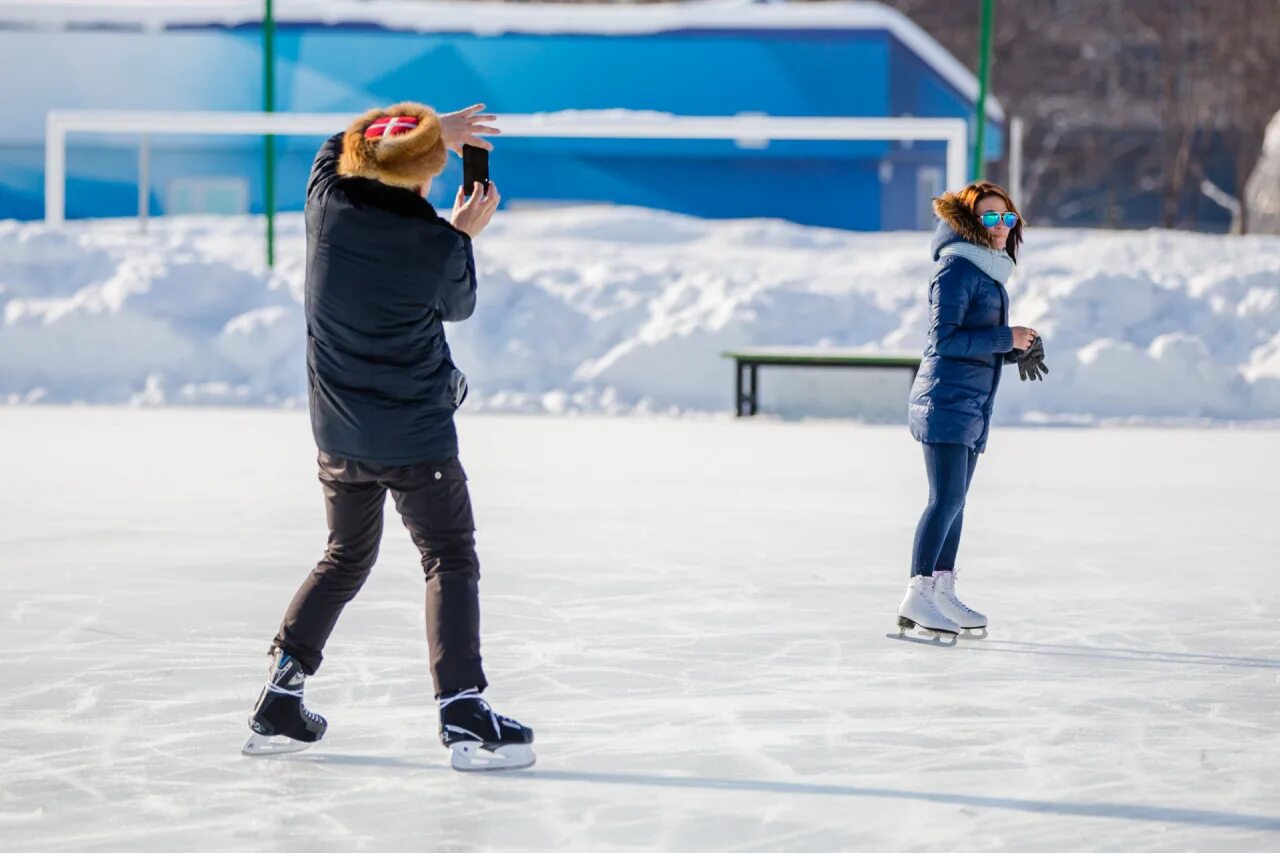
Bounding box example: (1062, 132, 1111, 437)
(44, 110, 968, 226)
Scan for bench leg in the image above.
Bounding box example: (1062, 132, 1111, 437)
(734, 362, 759, 417)
(735, 362, 745, 417)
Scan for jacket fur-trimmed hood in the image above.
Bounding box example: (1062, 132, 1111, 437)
(338, 102, 447, 190)
(933, 192, 995, 250)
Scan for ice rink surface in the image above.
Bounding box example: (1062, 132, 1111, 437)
(1, 408, 1277, 850)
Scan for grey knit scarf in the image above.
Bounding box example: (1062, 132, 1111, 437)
(939, 241, 1015, 284)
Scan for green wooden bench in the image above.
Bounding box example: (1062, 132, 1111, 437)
(722, 347, 922, 417)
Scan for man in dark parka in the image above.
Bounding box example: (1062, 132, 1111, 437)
(244, 103, 534, 769)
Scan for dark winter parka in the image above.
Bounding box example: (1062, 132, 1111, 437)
(907, 195, 1018, 453)
(304, 132, 477, 465)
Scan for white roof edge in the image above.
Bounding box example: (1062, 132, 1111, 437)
(0, 0, 1004, 121)
(866, 3, 1005, 122)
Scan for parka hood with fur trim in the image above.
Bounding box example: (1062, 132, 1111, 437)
(929, 190, 1000, 261)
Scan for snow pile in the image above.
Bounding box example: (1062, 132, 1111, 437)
(2, 208, 1279, 422)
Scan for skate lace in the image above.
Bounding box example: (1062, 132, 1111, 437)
(922, 585, 952, 623)
(265, 682, 324, 726)
(937, 578, 979, 618)
(439, 687, 503, 738)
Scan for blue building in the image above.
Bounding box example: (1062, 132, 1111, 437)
(0, 1, 1003, 230)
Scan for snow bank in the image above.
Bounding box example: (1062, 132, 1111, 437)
(2, 208, 1279, 422)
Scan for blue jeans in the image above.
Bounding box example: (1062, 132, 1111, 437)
(911, 442, 979, 577)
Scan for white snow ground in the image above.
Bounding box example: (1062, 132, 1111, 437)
(1, 407, 1277, 851)
(4, 208, 1280, 421)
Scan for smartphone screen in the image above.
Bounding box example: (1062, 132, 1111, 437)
(462, 145, 490, 197)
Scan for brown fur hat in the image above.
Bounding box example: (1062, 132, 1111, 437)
(933, 182, 1024, 262)
(338, 102, 446, 189)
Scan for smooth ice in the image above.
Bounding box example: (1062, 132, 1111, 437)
(1, 408, 1277, 850)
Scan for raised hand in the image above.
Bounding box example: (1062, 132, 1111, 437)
(438, 103, 501, 155)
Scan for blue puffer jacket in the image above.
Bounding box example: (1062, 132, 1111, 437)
(907, 220, 1016, 453)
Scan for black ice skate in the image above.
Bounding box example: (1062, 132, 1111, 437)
(438, 688, 535, 771)
(242, 649, 328, 756)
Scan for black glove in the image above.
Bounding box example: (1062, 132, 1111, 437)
(1016, 336, 1049, 381)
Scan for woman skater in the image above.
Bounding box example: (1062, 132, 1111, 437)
(896, 181, 1046, 643)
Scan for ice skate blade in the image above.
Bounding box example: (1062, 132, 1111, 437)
(958, 627, 988, 640)
(241, 732, 314, 757)
(450, 742, 536, 772)
(887, 619, 958, 646)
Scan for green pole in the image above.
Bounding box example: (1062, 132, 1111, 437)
(264, 0, 276, 267)
(972, 0, 994, 182)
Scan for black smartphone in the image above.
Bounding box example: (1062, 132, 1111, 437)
(462, 144, 490, 197)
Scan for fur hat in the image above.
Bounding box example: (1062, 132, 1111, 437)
(338, 102, 446, 189)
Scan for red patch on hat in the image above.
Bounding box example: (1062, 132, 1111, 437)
(365, 116, 420, 140)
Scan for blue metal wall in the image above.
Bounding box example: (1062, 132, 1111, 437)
(0, 21, 1001, 229)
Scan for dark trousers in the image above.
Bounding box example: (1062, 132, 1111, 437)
(910, 442, 980, 577)
(273, 452, 487, 697)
